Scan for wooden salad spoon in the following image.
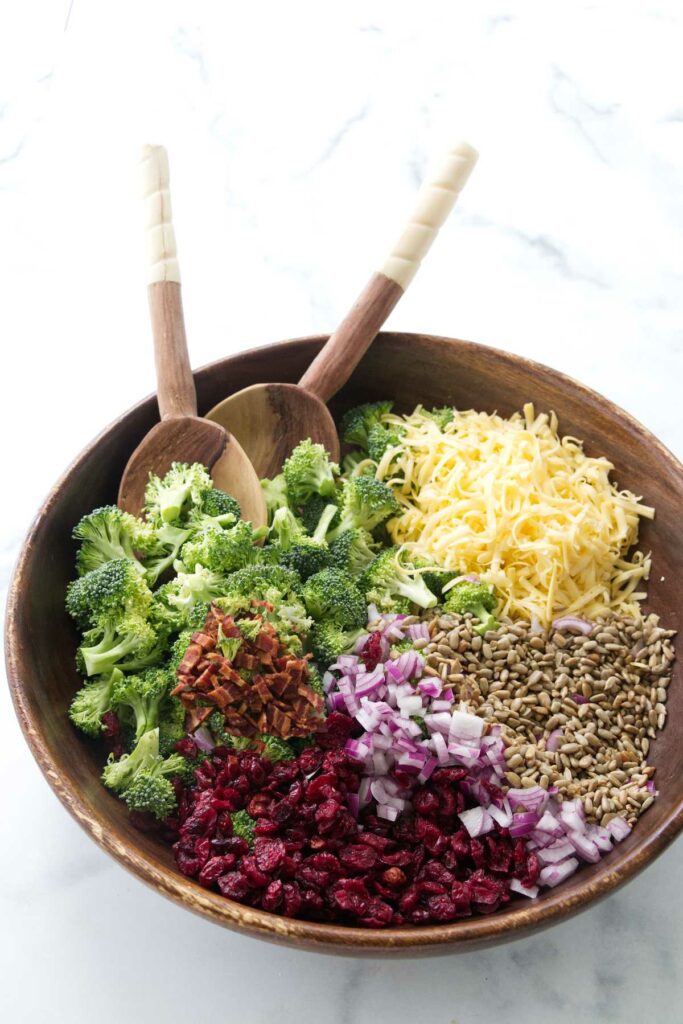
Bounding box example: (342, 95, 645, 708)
(205, 140, 478, 478)
(118, 145, 267, 528)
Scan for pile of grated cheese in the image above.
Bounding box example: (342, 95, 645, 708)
(375, 403, 654, 625)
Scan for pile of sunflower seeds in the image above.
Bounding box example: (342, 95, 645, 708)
(415, 610, 676, 826)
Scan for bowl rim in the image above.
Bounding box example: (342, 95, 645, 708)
(5, 330, 683, 953)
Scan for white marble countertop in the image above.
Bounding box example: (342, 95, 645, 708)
(1, 2, 681, 1021)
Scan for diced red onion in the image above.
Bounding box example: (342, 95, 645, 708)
(566, 830, 600, 863)
(194, 726, 215, 753)
(510, 879, 539, 898)
(534, 810, 565, 837)
(536, 839, 576, 865)
(347, 793, 360, 818)
(397, 695, 424, 717)
(488, 801, 513, 828)
(407, 622, 430, 641)
(417, 678, 442, 699)
(417, 756, 438, 784)
(449, 710, 485, 742)
(606, 816, 631, 842)
(507, 787, 548, 814)
(552, 615, 593, 635)
(459, 806, 495, 838)
(424, 711, 452, 735)
(431, 731, 449, 764)
(377, 803, 399, 822)
(586, 824, 613, 854)
(508, 811, 541, 838)
(559, 800, 585, 833)
(539, 857, 579, 888)
(546, 728, 563, 752)
(529, 613, 544, 636)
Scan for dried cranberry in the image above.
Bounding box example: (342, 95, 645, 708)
(427, 895, 457, 921)
(261, 879, 284, 913)
(198, 855, 236, 888)
(241, 855, 270, 888)
(254, 838, 286, 874)
(217, 872, 251, 901)
(339, 845, 378, 871)
(331, 879, 369, 917)
(359, 631, 383, 670)
(282, 882, 303, 917)
(413, 789, 440, 816)
(450, 880, 472, 916)
(174, 737, 198, 759)
(359, 898, 393, 928)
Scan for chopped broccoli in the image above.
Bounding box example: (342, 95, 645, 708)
(157, 695, 187, 757)
(231, 809, 256, 847)
(197, 488, 240, 524)
(329, 528, 378, 577)
(141, 522, 194, 586)
(68, 667, 123, 737)
(271, 504, 337, 581)
(152, 565, 227, 632)
(306, 662, 325, 699)
(367, 422, 405, 463)
(217, 564, 312, 649)
(207, 712, 252, 751)
(282, 439, 339, 507)
(310, 621, 365, 665)
(327, 476, 400, 542)
(261, 473, 290, 525)
(179, 519, 264, 575)
(168, 629, 193, 672)
(260, 735, 296, 762)
(302, 568, 366, 628)
(102, 727, 187, 819)
(73, 505, 155, 577)
(424, 406, 455, 429)
(300, 492, 341, 534)
(224, 563, 303, 600)
(339, 401, 393, 451)
(66, 560, 161, 677)
(144, 462, 213, 525)
(421, 567, 459, 602)
(443, 580, 498, 635)
(110, 666, 173, 742)
(360, 547, 438, 611)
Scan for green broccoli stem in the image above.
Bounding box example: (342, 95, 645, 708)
(311, 504, 338, 544)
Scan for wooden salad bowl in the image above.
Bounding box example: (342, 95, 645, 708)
(5, 333, 683, 956)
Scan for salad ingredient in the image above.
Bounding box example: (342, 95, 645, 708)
(269, 504, 337, 580)
(176, 519, 264, 574)
(144, 462, 213, 525)
(326, 475, 400, 541)
(282, 439, 339, 506)
(172, 605, 324, 739)
(102, 726, 190, 819)
(371, 403, 654, 624)
(360, 547, 438, 612)
(328, 527, 379, 576)
(340, 400, 394, 451)
(443, 578, 498, 635)
(419, 610, 674, 826)
(302, 568, 367, 628)
(68, 668, 123, 737)
(310, 622, 367, 664)
(261, 473, 290, 525)
(72, 504, 156, 577)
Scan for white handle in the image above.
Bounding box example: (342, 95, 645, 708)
(139, 144, 181, 284)
(380, 140, 478, 290)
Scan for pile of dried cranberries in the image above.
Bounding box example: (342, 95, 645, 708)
(165, 711, 539, 928)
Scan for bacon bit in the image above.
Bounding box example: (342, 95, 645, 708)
(174, 604, 324, 740)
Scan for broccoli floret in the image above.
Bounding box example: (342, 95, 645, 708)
(443, 580, 498, 635)
(367, 422, 405, 463)
(306, 662, 325, 699)
(424, 406, 455, 429)
(272, 504, 337, 581)
(144, 462, 213, 525)
(339, 401, 393, 451)
(141, 522, 194, 585)
(152, 565, 226, 633)
(102, 727, 187, 819)
(198, 488, 241, 524)
(179, 520, 264, 575)
(282, 439, 339, 507)
(73, 505, 155, 577)
(361, 547, 438, 611)
(68, 667, 123, 737)
(110, 666, 172, 742)
(168, 629, 193, 673)
(225, 563, 303, 600)
(158, 695, 187, 757)
(207, 712, 252, 751)
(66, 560, 162, 676)
(300, 492, 341, 534)
(302, 568, 366, 628)
(327, 476, 400, 542)
(231, 809, 256, 847)
(261, 473, 290, 526)
(329, 528, 379, 577)
(310, 621, 365, 665)
(421, 567, 459, 602)
(260, 735, 296, 762)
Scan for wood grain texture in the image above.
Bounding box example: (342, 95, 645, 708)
(205, 382, 340, 478)
(5, 333, 683, 955)
(298, 272, 403, 402)
(149, 282, 196, 420)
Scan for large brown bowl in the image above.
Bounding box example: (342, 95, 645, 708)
(6, 333, 682, 955)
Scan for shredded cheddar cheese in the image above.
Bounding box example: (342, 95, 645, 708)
(375, 404, 654, 624)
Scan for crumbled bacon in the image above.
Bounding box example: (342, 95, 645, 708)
(173, 604, 324, 740)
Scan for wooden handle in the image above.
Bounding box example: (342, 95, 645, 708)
(298, 140, 478, 403)
(140, 145, 196, 420)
